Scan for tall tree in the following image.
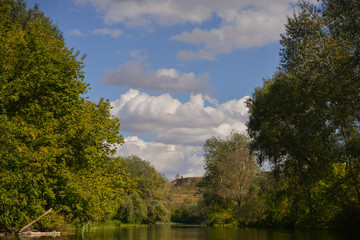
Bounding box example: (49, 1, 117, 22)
(201, 132, 260, 210)
(247, 0, 360, 227)
(0, 0, 128, 232)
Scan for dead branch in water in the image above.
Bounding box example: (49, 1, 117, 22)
(18, 208, 53, 233)
(82, 221, 91, 239)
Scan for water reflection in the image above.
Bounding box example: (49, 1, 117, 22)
(1, 225, 357, 240)
(78, 225, 358, 240)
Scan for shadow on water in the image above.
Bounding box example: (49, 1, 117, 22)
(1, 225, 358, 240)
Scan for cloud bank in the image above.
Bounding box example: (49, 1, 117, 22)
(172, 3, 291, 60)
(76, 0, 300, 60)
(111, 89, 248, 145)
(117, 136, 204, 178)
(111, 89, 249, 177)
(102, 61, 209, 92)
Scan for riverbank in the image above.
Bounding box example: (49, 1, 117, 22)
(0, 231, 74, 237)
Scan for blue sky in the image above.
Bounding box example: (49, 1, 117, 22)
(28, 0, 303, 179)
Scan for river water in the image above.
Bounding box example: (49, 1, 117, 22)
(1, 225, 357, 240)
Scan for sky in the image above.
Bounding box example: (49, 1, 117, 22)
(28, 0, 306, 180)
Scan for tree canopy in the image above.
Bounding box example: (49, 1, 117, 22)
(116, 155, 171, 224)
(200, 132, 264, 225)
(247, 0, 360, 228)
(0, 0, 128, 232)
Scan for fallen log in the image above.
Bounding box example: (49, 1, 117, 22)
(18, 208, 53, 233)
(19, 231, 61, 236)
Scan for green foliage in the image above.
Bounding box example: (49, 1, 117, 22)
(116, 155, 171, 224)
(201, 132, 260, 207)
(6, 0, 63, 40)
(246, 0, 360, 229)
(199, 132, 265, 226)
(119, 192, 148, 224)
(0, 0, 128, 232)
(171, 198, 205, 224)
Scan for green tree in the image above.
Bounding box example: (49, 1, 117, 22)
(116, 155, 171, 223)
(171, 197, 205, 224)
(200, 132, 263, 224)
(247, 0, 360, 227)
(0, 0, 128, 232)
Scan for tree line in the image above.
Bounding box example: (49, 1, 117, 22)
(1, 0, 359, 232)
(1, 0, 129, 232)
(247, 0, 360, 229)
(174, 0, 360, 230)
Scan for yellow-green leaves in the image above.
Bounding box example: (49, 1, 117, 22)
(0, 0, 127, 232)
(117, 155, 171, 224)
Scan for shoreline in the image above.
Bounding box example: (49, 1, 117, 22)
(0, 231, 74, 237)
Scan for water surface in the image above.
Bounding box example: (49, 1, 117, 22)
(1, 225, 357, 240)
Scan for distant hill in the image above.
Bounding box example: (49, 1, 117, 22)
(170, 177, 202, 209)
(171, 176, 202, 187)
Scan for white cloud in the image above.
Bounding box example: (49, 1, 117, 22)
(92, 28, 123, 37)
(111, 89, 248, 145)
(116, 136, 204, 179)
(102, 61, 209, 92)
(75, 0, 301, 59)
(172, 3, 294, 60)
(75, 0, 215, 26)
(126, 89, 246, 145)
(112, 89, 249, 178)
(68, 29, 85, 36)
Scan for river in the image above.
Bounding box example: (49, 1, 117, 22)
(1, 225, 358, 240)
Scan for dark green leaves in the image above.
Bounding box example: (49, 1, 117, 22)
(246, 0, 360, 228)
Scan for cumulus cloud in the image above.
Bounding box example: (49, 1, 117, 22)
(111, 89, 249, 146)
(111, 89, 249, 178)
(116, 136, 204, 178)
(173, 3, 291, 60)
(102, 61, 209, 92)
(75, 0, 302, 59)
(92, 28, 123, 37)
